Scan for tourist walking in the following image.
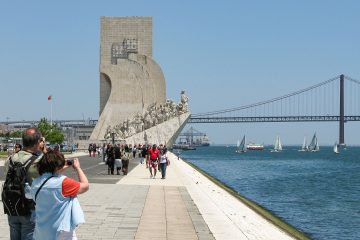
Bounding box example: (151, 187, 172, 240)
(88, 144, 92, 157)
(148, 144, 160, 178)
(159, 150, 169, 179)
(102, 143, 106, 162)
(121, 148, 130, 175)
(106, 144, 115, 175)
(132, 145, 137, 159)
(97, 146, 101, 158)
(30, 149, 89, 239)
(114, 144, 122, 175)
(141, 145, 147, 165)
(92, 144, 97, 157)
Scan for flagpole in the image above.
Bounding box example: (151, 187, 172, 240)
(48, 95, 53, 126)
(50, 100, 53, 126)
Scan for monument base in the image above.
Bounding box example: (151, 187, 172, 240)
(125, 112, 190, 147)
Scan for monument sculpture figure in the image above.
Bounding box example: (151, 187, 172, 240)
(100, 93, 189, 141)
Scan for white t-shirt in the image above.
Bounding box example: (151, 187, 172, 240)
(160, 155, 167, 164)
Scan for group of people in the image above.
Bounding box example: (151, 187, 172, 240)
(100, 142, 170, 179)
(141, 143, 169, 179)
(87, 143, 100, 157)
(2, 127, 89, 239)
(102, 143, 131, 175)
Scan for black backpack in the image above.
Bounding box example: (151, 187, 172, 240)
(1, 154, 38, 216)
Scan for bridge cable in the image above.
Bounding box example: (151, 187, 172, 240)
(344, 75, 360, 85)
(192, 75, 340, 117)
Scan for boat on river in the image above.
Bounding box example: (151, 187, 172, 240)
(271, 136, 282, 152)
(236, 135, 246, 153)
(298, 136, 308, 152)
(333, 141, 339, 154)
(308, 132, 319, 152)
(172, 143, 196, 150)
(246, 142, 264, 151)
(193, 135, 210, 147)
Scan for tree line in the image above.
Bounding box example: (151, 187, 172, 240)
(1, 118, 64, 144)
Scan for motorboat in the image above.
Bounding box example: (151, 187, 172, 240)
(246, 142, 264, 151)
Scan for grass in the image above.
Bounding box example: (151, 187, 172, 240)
(184, 160, 311, 240)
(0, 151, 9, 158)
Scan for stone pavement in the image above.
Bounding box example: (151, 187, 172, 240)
(117, 152, 295, 240)
(0, 152, 295, 240)
(0, 153, 214, 240)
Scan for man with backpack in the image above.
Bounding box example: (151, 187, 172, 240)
(2, 127, 43, 240)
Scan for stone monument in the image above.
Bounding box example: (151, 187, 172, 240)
(90, 17, 189, 146)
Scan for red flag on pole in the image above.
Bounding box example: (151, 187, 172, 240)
(48, 95, 52, 101)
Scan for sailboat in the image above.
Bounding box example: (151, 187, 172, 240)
(271, 136, 282, 152)
(308, 132, 319, 152)
(333, 141, 339, 154)
(298, 136, 308, 152)
(236, 135, 246, 153)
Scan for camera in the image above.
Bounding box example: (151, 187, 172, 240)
(66, 159, 73, 165)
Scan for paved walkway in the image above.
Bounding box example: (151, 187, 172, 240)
(0, 152, 295, 240)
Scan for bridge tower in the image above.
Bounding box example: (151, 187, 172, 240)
(339, 74, 345, 145)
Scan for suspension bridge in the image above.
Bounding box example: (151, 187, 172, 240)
(188, 74, 360, 145)
(2, 74, 360, 145)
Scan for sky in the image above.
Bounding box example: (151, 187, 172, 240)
(1, 0, 360, 145)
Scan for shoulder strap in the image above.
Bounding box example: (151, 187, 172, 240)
(35, 175, 54, 201)
(23, 154, 41, 172)
(7, 154, 37, 169)
(8, 156, 13, 166)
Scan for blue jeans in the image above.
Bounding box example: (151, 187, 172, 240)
(160, 163, 167, 178)
(8, 215, 35, 240)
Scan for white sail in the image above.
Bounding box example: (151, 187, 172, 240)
(236, 135, 246, 153)
(302, 137, 307, 150)
(277, 136, 282, 151)
(333, 141, 339, 154)
(272, 136, 282, 152)
(298, 137, 308, 152)
(308, 133, 319, 152)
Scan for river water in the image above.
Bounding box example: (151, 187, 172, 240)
(180, 146, 360, 240)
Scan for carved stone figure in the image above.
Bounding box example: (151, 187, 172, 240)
(102, 94, 189, 140)
(180, 90, 189, 112)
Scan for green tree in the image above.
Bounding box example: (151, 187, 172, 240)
(37, 118, 64, 144)
(10, 130, 23, 138)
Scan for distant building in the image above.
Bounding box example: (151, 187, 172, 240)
(71, 125, 95, 142)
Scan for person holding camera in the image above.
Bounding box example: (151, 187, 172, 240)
(30, 149, 89, 239)
(3, 127, 43, 240)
